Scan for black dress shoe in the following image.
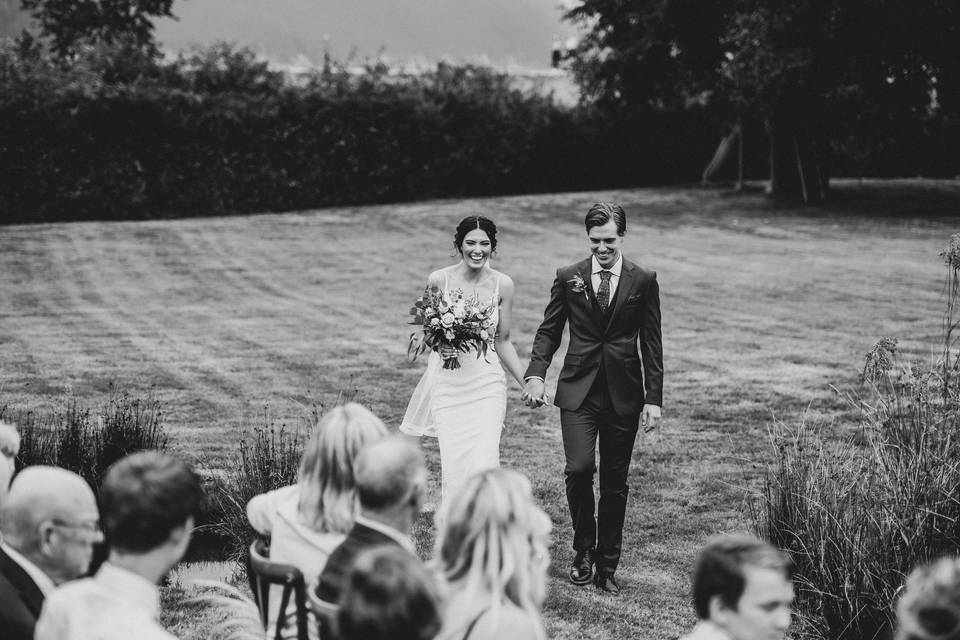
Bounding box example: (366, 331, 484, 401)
(569, 549, 595, 585)
(594, 573, 621, 595)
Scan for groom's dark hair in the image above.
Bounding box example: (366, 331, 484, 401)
(585, 202, 626, 235)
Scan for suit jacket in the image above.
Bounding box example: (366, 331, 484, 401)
(525, 257, 663, 416)
(314, 522, 407, 604)
(0, 546, 46, 640)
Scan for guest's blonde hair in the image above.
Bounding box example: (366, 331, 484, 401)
(435, 469, 551, 637)
(297, 403, 388, 534)
(898, 557, 960, 640)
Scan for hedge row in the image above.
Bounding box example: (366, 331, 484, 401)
(0, 40, 720, 223)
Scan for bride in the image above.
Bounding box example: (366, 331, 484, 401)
(401, 216, 526, 505)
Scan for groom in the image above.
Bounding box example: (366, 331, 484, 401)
(523, 202, 663, 595)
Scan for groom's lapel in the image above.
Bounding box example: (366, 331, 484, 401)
(605, 260, 634, 331)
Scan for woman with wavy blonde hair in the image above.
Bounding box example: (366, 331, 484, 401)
(434, 468, 552, 640)
(246, 402, 388, 639)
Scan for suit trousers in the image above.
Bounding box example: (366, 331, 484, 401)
(560, 372, 640, 575)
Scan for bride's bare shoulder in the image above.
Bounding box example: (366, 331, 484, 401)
(490, 269, 515, 289)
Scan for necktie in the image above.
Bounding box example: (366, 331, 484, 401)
(597, 270, 612, 314)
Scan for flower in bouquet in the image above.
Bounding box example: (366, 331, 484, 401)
(408, 286, 497, 370)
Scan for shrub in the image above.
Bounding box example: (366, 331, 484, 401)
(755, 234, 960, 640)
(202, 406, 312, 565)
(0, 39, 718, 223)
(1, 384, 168, 489)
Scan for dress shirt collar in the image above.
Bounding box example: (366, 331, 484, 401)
(354, 514, 416, 553)
(1, 541, 56, 595)
(95, 562, 162, 620)
(591, 254, 623, 277)
(687, 620, 734, 640)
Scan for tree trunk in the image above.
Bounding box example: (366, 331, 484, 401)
(766, 112, 828, 202)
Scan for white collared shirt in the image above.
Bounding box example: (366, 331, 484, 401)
(34, 562, 174, 640)
(680, 620, 735, 640)
(354, 514, 416, 554)
(1, 541, 56, 596)
(591, 254, 622, 301)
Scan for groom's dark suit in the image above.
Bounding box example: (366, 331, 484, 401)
(525, 256, 662, 576)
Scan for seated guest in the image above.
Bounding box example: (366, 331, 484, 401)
(337, 545, 442, 640)
(0, 466, 102, 640)
(434, 469, 552, 640)
(897, 556, 960, 640)
(315, 436, 427, 604)
(246, 402, 388, 638)
(0, 420, 20, 502)
(680, 534, 795, 640)
(34, 451, 202, 640)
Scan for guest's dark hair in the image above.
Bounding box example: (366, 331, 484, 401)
(100, 451, 202, 553)
(692, 534, 794, 619)
(584, 202, 626, 236)
(454, 216, 498, 253)
(337, 545, 442, 640)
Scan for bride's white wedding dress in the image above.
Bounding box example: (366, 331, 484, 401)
(400, 272, 506, 505)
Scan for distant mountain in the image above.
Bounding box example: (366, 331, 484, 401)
(154, 0, 580, 70)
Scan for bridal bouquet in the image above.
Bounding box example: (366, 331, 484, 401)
(408, 286, 496, 370)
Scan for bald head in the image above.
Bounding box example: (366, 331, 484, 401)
(0, 466, 101, 583)
(355, 437, 426, 513)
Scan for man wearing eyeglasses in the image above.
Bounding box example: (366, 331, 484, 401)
(34, 451, 202, 640)
(0, 466, 101, 640)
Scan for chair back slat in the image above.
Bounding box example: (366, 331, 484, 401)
(307, 579, 340, 640)
(246, 539, 311, 640)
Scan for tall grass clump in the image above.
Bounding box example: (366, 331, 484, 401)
(203, 405, 314, 565)
(0, 384, 167, 488)
(755, 233, 960, 640)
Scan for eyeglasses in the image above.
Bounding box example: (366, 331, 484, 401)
(50, 519, 104, 540)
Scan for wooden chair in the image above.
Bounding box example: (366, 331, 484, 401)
(307, 578, 339, 640)
(246, 539, 310, 640)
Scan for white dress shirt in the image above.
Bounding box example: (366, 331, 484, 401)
(679, 620, 734, 640)
(591, 254, 622, 301)
(34, 562, 174, 640)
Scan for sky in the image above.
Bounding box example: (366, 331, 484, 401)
(153, 0, 583, 70)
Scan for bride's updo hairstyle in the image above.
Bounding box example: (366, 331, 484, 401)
(898, 557, 960, 640)
(453, 216, 498, 254)
(435, 468, 551, 638)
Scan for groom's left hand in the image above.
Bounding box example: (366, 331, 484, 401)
(641, 404, 661, 432)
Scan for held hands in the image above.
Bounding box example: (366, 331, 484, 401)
(521, 378, 547, 408)
(641, 404, 661, 432)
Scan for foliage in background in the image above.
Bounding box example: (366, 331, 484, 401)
(1, 384, 168, 489)
(18, 0, 174, 57)
(203, 407, 312, 565)
(565, 0, 960, 199)
(0, 36, 719, 222)
(755, 234, 960, 640)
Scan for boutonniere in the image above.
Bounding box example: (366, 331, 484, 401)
(567, 273, 589, 301)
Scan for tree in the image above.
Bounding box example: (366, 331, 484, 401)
(19, 0, 175, 57)
(567, 0, 960, 201)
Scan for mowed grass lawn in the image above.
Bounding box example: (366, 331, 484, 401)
(2, 180, 958, 639)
